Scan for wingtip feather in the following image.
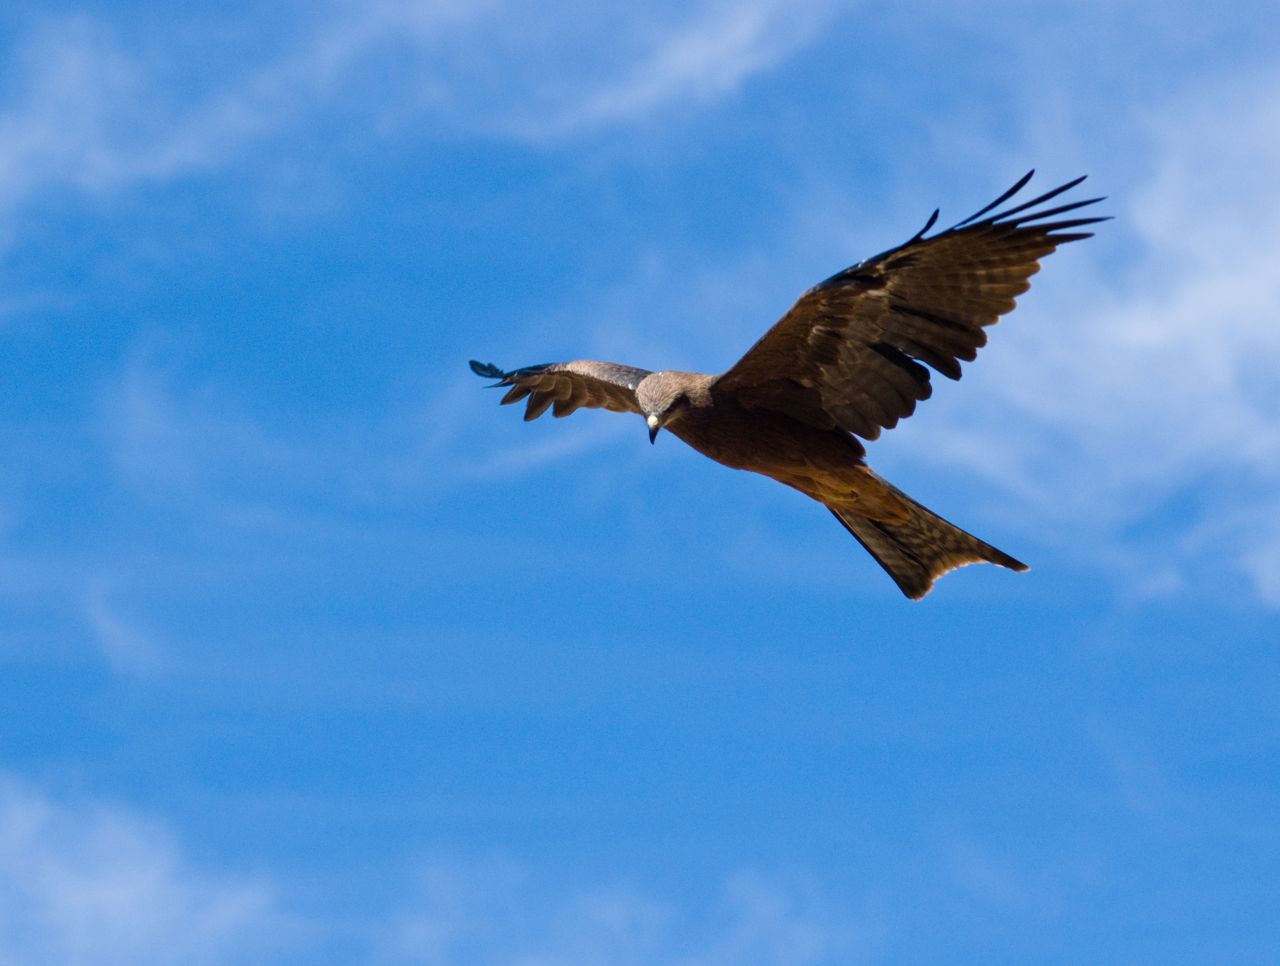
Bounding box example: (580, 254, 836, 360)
(953, 170, 1037, 228)
(909, 208, 941, 242)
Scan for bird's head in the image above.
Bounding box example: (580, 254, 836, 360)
(636, 371, 696, 444)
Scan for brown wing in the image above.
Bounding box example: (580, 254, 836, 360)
(716, 172, 1107, 441)
(469, 359, 651, 420)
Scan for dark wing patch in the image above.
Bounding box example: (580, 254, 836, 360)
(469, 359, 651, 420)
(716, 172, 1107, 441)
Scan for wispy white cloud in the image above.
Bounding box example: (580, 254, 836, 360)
(0, 1, 830, 232)
(515, 0, 836, 139)
(0, 14, 297, 221)
(83, 579, 166, 675)
(0, 771, 866, 965)
(0, 5, 479, 207)
(0, 771, 282, 966)
(0, 17, 144, 209)
(381, 860, 862, 965)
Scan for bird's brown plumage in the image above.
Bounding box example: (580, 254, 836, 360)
(470, 172, 1106, 598)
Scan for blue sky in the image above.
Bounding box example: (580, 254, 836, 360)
(2, 1, 1279, 962)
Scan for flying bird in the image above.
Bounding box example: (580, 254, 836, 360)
(470, 172, 1105, 598)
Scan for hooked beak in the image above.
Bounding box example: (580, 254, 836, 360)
(646, 414, 660, 444)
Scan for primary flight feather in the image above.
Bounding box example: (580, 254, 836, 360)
(471, 172, 1106, 598)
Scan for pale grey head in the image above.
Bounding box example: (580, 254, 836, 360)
(635, 371, 712, 443)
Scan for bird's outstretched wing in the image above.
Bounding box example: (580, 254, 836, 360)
(469, 359, 651, 420)
(716, 172, 1107, 441)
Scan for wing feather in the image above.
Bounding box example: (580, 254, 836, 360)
(469, 359, 651, 421)
(716, 173, 1106, 441)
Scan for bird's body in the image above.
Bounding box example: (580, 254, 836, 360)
(471, 173, 1105, 598)
(651, 377, 907, 520)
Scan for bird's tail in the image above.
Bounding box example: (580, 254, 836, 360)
(829, 479, 1028, 600)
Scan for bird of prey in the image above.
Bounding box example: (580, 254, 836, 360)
(470, 172, 1104, 598)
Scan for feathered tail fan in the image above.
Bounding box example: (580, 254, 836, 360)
(829, 481, 1028, 600)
